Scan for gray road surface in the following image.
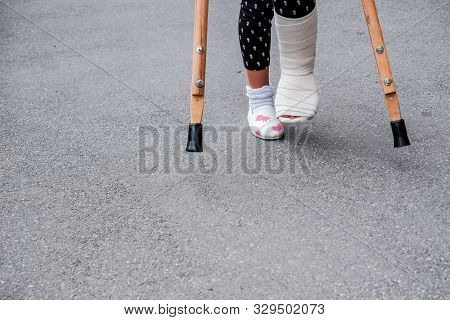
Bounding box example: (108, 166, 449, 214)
(0, 0, 449, 299)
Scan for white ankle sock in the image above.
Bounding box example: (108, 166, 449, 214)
(275, 8, 319, 123)
(246, 85, 284, 140)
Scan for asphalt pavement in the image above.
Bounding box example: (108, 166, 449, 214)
(0, 0, 449, 299)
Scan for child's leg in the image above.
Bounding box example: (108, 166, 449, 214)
(246, 69, 270, 90)
(274, 0, 316, 18)
(239, 0, 284, 140)
(273, 0, 319, 123)
(239, 0, 274, 87)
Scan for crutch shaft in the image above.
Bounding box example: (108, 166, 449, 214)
(361, 0, 410, 147)
(186, 0, 209, 152)
(190, 0, 209, 124)
(361, 0, 400, 120)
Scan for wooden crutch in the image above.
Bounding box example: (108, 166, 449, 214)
(186, 0, 209, 152)
(361, 0, 411, 147)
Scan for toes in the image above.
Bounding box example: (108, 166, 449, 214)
(278, 116, 310, 124)
(281, 115, 302, 119)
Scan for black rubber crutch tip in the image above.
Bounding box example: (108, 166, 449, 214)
(391, 119, 411, 148)
(186, 123, 203, 152)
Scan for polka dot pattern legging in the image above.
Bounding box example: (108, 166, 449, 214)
(239, 0, 316, 71)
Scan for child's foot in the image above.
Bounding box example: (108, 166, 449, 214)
(246, 85, 284, 140)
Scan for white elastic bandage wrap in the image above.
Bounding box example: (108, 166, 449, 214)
(275, 8, 319, 121)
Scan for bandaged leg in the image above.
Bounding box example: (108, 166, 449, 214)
(274, 8, 319, 123)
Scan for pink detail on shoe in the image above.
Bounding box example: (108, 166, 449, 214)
(255, 131, 261, 136)
(256, 115, 270, 122)
(272, 123, 283, 132)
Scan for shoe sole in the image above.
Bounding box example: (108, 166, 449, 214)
(250, 129, 284, 140)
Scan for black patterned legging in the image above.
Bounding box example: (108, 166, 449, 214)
(239, 0, 316, 71)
